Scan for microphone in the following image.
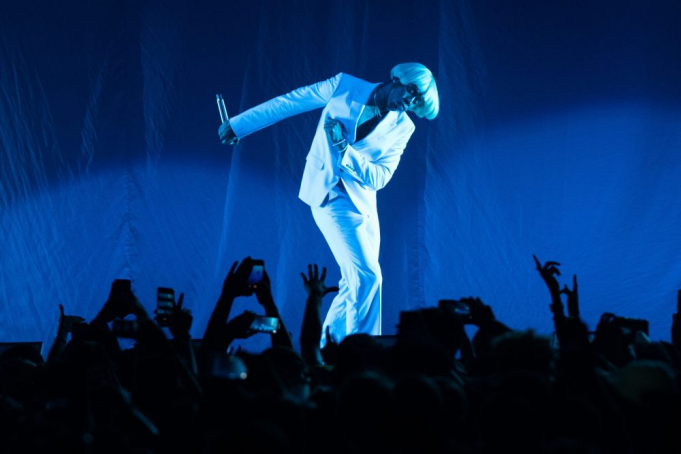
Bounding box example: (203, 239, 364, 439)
(216, 94, 229, 123)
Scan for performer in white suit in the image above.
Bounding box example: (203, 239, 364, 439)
(219, 63, 439, 347)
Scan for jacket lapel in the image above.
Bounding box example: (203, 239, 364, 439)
(370, 111, 398, 141)
(348, 82, 380, 145)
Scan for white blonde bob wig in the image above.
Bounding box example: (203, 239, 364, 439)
(391, 62, 440, 120)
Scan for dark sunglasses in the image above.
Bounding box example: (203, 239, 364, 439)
(392, 77, 424, 105)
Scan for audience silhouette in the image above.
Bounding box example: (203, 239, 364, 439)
(0, 255, 679, 453)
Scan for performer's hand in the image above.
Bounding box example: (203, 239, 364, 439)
(323, 116, 345, 149)
(219, 120, 239, 145)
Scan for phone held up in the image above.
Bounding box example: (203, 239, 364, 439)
(156, 287, 175, 327)
(211, 354, 247, 380)
(438, 299, 472, 322)
(248, 260, 265, 291)
(112, 319, 139, 338)
(249, 315, 279, 334)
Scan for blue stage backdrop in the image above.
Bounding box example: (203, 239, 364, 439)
(1, 0, 680, 352)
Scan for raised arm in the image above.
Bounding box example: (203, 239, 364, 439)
(47, 304, 85, 363)
(299, 264, 338, 366)
(672, 290, 681, 350)
(201, 258, 254, 354)
(533, 255, 565, 322)
(254, 268, 294, 349)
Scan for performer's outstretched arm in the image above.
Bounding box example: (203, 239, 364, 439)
(219, 73, 343, 144)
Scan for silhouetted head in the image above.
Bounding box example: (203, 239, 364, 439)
(485, 330, 556, 378)
(610, 359, 677, 409)
(335, 333, 386, 383)
(262, 346, 311, 401)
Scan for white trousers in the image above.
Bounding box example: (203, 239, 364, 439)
(312, 183, 382, 348)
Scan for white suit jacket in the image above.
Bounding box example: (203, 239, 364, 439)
(230, 73, 415, 215)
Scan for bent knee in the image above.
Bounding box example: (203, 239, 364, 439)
(358, 264, 382, 286)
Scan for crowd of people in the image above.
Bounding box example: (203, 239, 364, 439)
(1, 256, 679, 453)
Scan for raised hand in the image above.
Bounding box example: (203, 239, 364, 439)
(164, 293, 193, 340)
(560, 275, 580, 319)
(672, 290, 681, 348)
(320, 326, 339, 365)
(225, 311, 257, 340)
(533, 255, 564, 317)
(48, 304, 87, 363)
(203, 259, 258, 354)
(300, 264, 337, 366)
(93, 280, 149, 325)
(58, 304, 85, 334)
(222, 258, 255, 298)
(254, 268, 275, 310)
(533, 255, 562, 295)
(301, 264, 339, 298)
(253, 268, 294, 349)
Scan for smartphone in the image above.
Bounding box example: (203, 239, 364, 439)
(438, 299, 470, 316)
(249, 315, 279, 334)
(248, 260, 265, 289)
(613, 316, 649, 336)
(112, 319, 139, 338)
(211, 354, 247, 380)
(156, 287, 175, 327)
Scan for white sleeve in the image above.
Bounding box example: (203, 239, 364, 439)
(339, 123, 415, 191)
(230, 73, 343, 139)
